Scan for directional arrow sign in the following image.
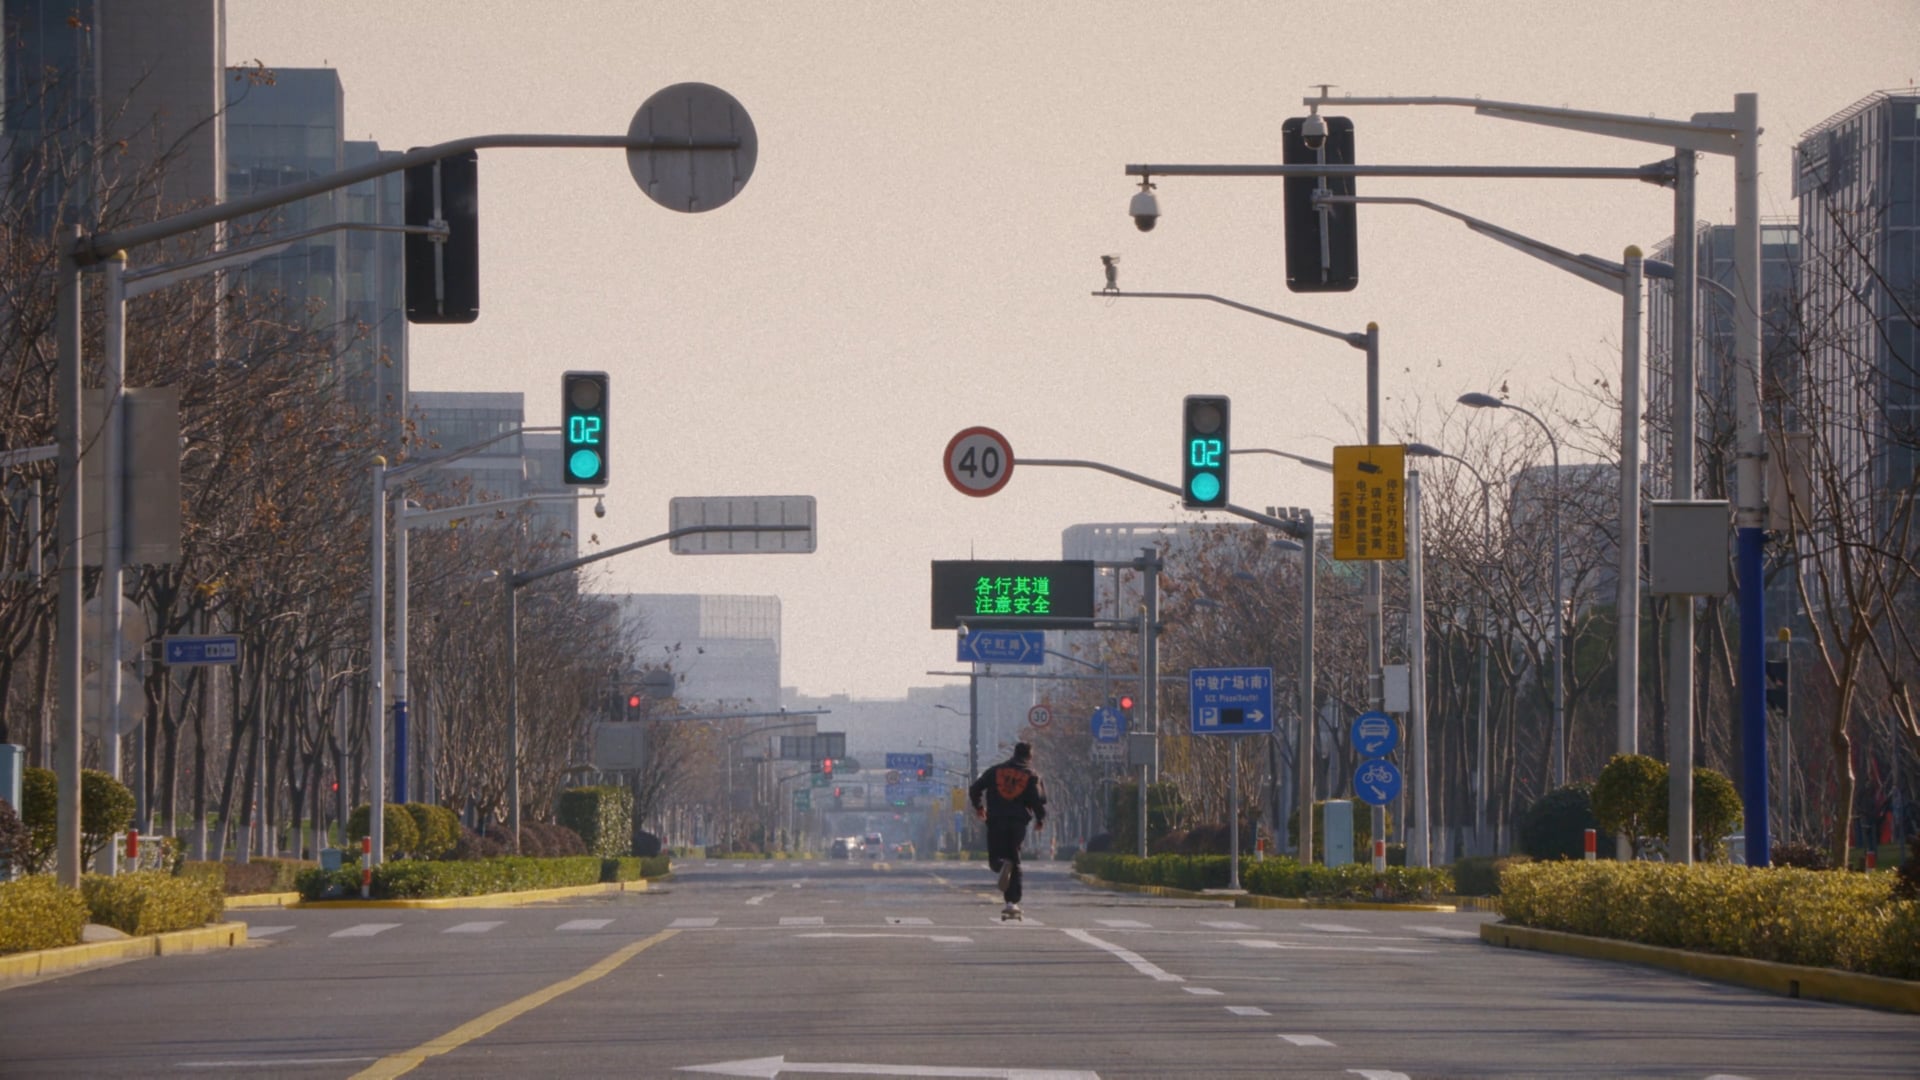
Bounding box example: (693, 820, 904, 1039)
(957, 629, 1045, 665)
(678, 1057, 1100, 1079)
(1188, 666, 1275, 736)
(1349, 710, 1399, 757)
(1353, 757, 1404, 807)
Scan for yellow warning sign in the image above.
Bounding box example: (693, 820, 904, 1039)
(1332, 445, 1407, 561)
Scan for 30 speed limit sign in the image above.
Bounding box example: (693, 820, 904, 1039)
(944, 426, 1014, 497)
(1028, 704, 1053, 728)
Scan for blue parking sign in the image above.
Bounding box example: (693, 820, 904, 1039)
(1188, 667, 1275, 735)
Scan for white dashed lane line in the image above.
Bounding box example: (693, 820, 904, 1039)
(1095, 918, 1151, 929)
(1182, 987, 1224, 996)
(443, 921, 502, 934)
(779, 916, 824, 926)
(670, 917, 719, 929)
(329, 923, 400, 938)
(1279, 1034, 1336, 1047)
(1406, 924, 1479, 939)
(1300, 922, 1367, 934)
(556, 919, 612, 932)
(1199, 920, 1256, 931)
(1062, 928, 1183, 983)
(1225, 1005, 1271, 1017)
(886, 917, 932, 925)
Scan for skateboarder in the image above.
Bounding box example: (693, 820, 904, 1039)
(968, 741, 1047, 919)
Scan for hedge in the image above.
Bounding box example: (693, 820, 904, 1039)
(1075, 852, 1452, 902)
(295, 853, 671, 901)
(558, 786, 633, 858)
(0, 875, 89, 954)
(181, 858, 315, 895)
(1500, 860, 1920, 980)
(81, 870, 224, 936)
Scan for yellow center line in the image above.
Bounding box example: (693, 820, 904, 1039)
(351, 928, 679, 1080)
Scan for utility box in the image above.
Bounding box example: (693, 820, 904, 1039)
(0, 744, 21, 814)
(1323, 799, 1354, 867)
(320, 848, 343, 872)
(1126, 733, 1157, 778)
(1650, 500, 1732, 595)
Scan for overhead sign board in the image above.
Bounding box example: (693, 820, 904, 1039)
(778, 732, 847, 762)
(884, 752, 933, 771)
(1332, 444, 1406, 561)
(669, 495, 816, 554)
(163, 635, 240, 667)
(1349, 711, 1399, 757)
(1188, 667, 1275, 735)
(956, 629, 1045, 665)
(930, 560, 1096, 630)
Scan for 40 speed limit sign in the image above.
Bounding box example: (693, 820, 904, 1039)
(944, 426, 1015, 497)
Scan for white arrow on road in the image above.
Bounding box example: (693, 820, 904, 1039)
(679, 1057, 1100, 1079)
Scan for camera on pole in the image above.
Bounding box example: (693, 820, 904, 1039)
(404, 150, 479, 323)
(1282, 114, 1357, 293)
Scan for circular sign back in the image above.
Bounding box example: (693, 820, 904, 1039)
(1028, 704, 1053, 729)
(944, 426, 1015, 497)
(628, 82, 757, 213)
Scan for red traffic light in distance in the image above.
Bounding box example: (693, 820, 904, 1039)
(627, 694, 642, 709)
(823, 758, 833, 775)
(1119, 695, 1135, 711)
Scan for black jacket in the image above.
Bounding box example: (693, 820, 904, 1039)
(969, 756, 1047, 824)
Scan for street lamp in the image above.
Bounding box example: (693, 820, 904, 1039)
(1408, 442, 1495, 853)
(1458, 394, 1565, 789)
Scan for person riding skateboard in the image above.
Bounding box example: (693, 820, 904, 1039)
(968, 741, 1047, 918)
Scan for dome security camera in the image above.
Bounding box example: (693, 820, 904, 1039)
(1129, 185, 1160, 232)
(1301, 113, 1328, 151)
(593, 497, 607, 519)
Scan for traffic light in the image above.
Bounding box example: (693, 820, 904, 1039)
(1182, 395, 1230, 509)
(561, 371, 610, 486)
(833, 786, 842, 797)
(822, 758, 834, 776)
(1282, 115, 1357, 293)
(404, 150, 480, 323)
(916, 767, 928, 779)
(1765, 659, 1790, 712)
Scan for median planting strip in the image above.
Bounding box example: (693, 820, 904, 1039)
(1072, 871, 1458, 913)
(0, 922, 249, 986)
(292, 878, 650, 910)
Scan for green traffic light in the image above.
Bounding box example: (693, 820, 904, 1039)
(1189, 472, 1221, 503)
(569, 448, 602, 481)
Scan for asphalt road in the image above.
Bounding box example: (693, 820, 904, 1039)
(2, 859, 1915, 1078)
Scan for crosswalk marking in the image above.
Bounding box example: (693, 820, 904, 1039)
(1095, 918, 1150, 929)
(671, 917, 719, 929)
(1229, 938, 1434, 955)
(330, 923, 400, 938)
(1182, 987, 1224, 996)
(780, 916, 824, 926)
(1302, 922, 1366, 934)
(1200, 920, 1256, 931)
(887, 917, 932, 925)
(1280, 1034, 1335, 1047)
(444, 921, 502, 934)
(247, 925, 295, 938)
(1226, 1005, 1271, 1017)
(557, 918, 612, 931)
(1407, 924, 1479, 939)
(1348, 1071, 1410, 1080)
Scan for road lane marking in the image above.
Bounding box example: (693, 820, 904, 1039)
(1225, 1005, 1270, 1017)
(444, 921, 502, 934)
(671, 917, 720, 928)
(1095, 919, 1150, 929)
(351, 929, 678, 1080)
(678, 1055, 1100, 1078)
(331, 923, 401, 938)
(887, 916, 933, 925)
(1062, 928, 1183, 983)
(557, 919, 612, 932)
(1406, 925, 1478, 939)
(1182, 987, 1224, 996)
(246, 925, 295, 938)
(780, 916, 824, 926)
(795, 932, 973, 944)
(1301, 922, 1366, 934)
(1228, 939, 1433, 955)
(1199, 920, 1255, 931)
(1347, 1072, 1410, 1080)
(176, 1057, 377, 1069)
(1279, 1034, 1335, 1047)
(745, 893, 774, 905)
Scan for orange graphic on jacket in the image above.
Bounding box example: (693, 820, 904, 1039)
(994, 767, 1031, 801)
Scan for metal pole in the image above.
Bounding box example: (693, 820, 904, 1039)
(1731, 92, 1771, 867)
(393, 505, 409, 806)
(1364, 324, 1387, 870)
(1620, 247, 1644, 773)
(1228, 740, 1241, 889)
(506, 574, 520, 853)
(1142, 548, 1161, 860)
(101, 252, 128, 874)
(1548, 430, 1565, 788)
(368, 461, 386, 868)
(1407, 471, 1430, 867)
(967, 670, 978, 804)
(55, 228, 84, 888)
(1476, 484, 1491, 852)
(1299, 511, 1316, 865)
(1669, 148, 1698, 865)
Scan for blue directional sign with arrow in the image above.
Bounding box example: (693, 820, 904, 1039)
(1349, 711, 1399, 757)
(956, 629, 1045, 665)
(1188, 666, 1275, 735)
(1353, 757, 1404, 806)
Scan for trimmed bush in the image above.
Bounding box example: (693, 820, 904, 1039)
(1500, 859, 1919, 980)
(559, 786, 633, 858)
(451, 824, 508, 861)
(17, 768, 136, 871)
(0, 875, 89, 954)
(1770, 840, 1833, 871)
(208, 858, 314, 895)
(1592, 754, 1666, 856)
(1452, 854, 1530, 897)
(521, 821, 588, 857)
(0, 797, 27, 876)
(632, 827, 663, 858)
(179, 860, 226, 891)
(81, 870, 224, 936)
(404, 804, 459, 860)
(1075, 851, 1452, 902)
(601, 855, 671, 882)
(347, 804, 419, 858)
(20, 767, 58, 873)
(1105, 780, 1182, 857)
(1517, 783, 1616, 861)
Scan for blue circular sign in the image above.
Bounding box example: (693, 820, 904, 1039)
(1353, 757, 1403, 807)
(1349, 711, 1399, 757)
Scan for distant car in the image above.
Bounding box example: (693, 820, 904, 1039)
(830, 838, 852, 859)
(864, 832, 884, 858)
(893, 842, 915, 860)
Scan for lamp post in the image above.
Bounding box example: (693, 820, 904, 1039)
(1407, 443, 1495, 853)
(1459, 394, 1565, 789)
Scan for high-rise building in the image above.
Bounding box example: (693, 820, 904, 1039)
(407, 390, 580, 558)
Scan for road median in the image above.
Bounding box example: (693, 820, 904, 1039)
(293, 878, 650, 910)
(0, 922, 248, 986)
(1073, 871, 1457, 912)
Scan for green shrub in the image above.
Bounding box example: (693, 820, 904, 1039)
(1517, 783, 1617, 861)
(1451, 854, 1531, 896)
(1592, 754, 1666, 856)
(80, 870, 223, 936)
(178, 860, 226, 891)
(17, 768, 136, 871)
(1074, 851, 1452, 902)
(20, 767, 58, 874)
(403, 804, 458, 860)
(0, 797, 27, 875)
(0, 875, 88, 954)
(211, 858, 314, 894)
(347, 804, 420, 858)
(371, 855, 603, 899)
(1500, 859, 1919, 979)
(559, 786, 634, 858)
(600, 855, 671, 882)
(519, 821, 588, 858)
(1105, 780, 1182, 856)
(295, 866, 362, 901)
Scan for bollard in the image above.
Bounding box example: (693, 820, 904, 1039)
(1372, 838, 1386, 873)
(1255, 837, 1266, 864)
(1865, 851, 1876, 871)
(1583, 828, 1597, 861)
(126, 829, 140, 864)
(361, 836, 373, 899)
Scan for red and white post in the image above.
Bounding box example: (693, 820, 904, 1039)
(361, 836, 373, 898)
(1583, 828, 1597, 861)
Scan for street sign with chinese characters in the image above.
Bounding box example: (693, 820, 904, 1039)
(1187, 667, 1275, 735)
(1332, 444, 1406, 561)
(929, 560, 1096, 630)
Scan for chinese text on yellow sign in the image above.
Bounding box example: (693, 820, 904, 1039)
(1332, 445, 1406, 561)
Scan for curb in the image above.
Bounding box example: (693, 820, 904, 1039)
(290, 878, 652, 910)
(0, 922, 249, 986)
(223, 891, 300, 909)
(1480, 921, 1920, 1014)
(1072, 873, 1456, 912)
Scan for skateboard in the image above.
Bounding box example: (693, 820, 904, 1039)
(1000, 907, 1023, 922)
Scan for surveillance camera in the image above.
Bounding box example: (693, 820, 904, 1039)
(1129, 187, 1160, 232)
(957, 622, 970, 638)
(1301, 113, 1328, 151)
(593, 498, 607, 519)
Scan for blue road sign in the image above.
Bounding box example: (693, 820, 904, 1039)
(956, 629, 1045, 665)
(1353, 758, 1404, 806)
(163, 635, 240, 666)
(1090, 706, 1124, 744)
(885, 752, 933, 771)
(1188, 667, 1275, 735)
(1349, 711, 1399, 757)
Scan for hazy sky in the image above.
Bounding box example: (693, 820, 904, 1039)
(225, 1, 1916, 700)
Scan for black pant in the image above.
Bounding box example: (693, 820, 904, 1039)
(986, 816, 1029, 903)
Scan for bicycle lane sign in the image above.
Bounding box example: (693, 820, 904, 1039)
(1353, 757, 1403, 806)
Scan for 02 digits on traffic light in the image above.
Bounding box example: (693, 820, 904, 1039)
(1182, 395, 1230, 510)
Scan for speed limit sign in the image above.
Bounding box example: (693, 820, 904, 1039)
(1028, 704, 1053, 728)
(944, 427, 1014, 497)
